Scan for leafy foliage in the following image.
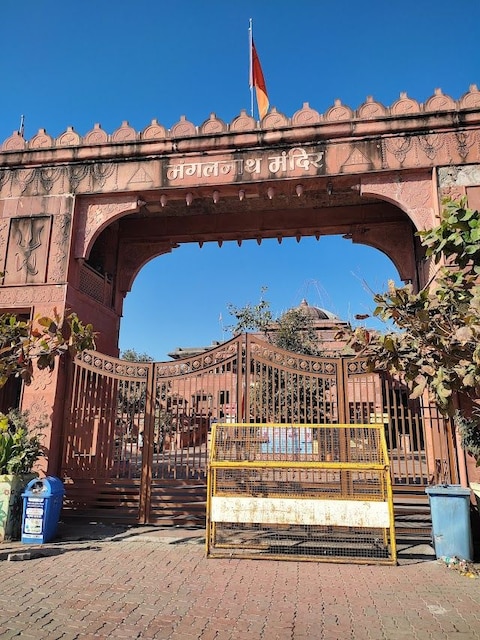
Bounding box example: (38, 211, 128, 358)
(227, 287, 274, 335)
(120, 349, 154, 363)
(270, 308, 322, 356)
(0, 309, 96, 389)
(0, 409, 45, 475)
(419, 197, 480, 270)
(228, 289, 322, 356)
(343, 197, 480, 454)
(455, 409, 480, 466)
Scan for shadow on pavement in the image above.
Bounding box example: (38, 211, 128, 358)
(2, 518, 437, 564)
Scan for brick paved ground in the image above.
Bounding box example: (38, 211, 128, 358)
(1, 528, 480, 640)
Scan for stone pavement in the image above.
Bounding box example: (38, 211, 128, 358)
(1, 522, 480, 640)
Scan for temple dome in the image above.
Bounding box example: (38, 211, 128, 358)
(295, 299, 340, 321)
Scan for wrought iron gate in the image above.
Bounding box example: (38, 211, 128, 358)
(60, 335, 457, 523)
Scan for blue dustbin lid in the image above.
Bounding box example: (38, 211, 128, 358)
(22, 475, 65, 497)
(425, 484, 472, 497)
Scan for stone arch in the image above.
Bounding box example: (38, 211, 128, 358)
(117, 241, 180, 297)
(359, 172, 437, 288)
(74, 195, 143, 260)
(343, 222, 416, 284)
(359, 171, 437, 231)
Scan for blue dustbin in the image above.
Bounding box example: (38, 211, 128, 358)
(21, 476, 65, 544)
(425, 484, 473, 561)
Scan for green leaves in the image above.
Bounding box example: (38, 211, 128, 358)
(227, 287, 274, 335)
(345, 198, 480, 421)
(0, 410, 45, 475)
(0, 311, 96, 389)
(419, 196, 480, 269)
(227, 289, 322, 357)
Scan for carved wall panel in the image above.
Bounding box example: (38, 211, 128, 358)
(74, 195, 140, 260)
(0, 284, 66, 307)
(438, 164, 480, 188)
(48, 213, 72, 283)
(382, 131, 479, 170)
(466, 186, 480, 211)
(0, 219, 10, 274)
(3, 216, 51, 285)
(438, 185, 466, 202)
(0, 160, 165, 199)
(22, 364, 59, 467)
(360, 173, 436, 230)
(437, 164, 480, 205)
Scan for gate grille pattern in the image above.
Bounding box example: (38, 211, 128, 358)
(246, 335, 339, 424)
(61, 335, 456, 524)
(61, 352, 150, 521)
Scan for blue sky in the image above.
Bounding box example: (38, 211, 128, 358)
(2, 1, 479, 360)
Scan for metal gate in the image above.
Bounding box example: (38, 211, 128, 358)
(60, 334, 457, 523)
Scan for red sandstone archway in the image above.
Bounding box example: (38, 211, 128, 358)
(76, 175, 422, 357)
(1, 87, 480, 485)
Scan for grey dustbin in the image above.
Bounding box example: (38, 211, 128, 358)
(425, 484, 473, 561)
(21, 476, 65, 544)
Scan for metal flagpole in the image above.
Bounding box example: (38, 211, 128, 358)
(249, 18, 254, 118)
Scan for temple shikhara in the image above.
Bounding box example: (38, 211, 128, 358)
(1, 86, 480, 526)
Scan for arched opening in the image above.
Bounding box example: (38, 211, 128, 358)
(118, 235, 402, 361)
(78, 188, 419, 357)
(62, 188, 452, 524)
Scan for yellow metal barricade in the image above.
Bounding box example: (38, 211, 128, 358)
(206, 423, 397, 564)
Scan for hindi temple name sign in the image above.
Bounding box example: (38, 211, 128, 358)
(165, 146, 325, 186)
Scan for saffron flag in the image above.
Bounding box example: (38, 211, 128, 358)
(250, 38, 269, 120)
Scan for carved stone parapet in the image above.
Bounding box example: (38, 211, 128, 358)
(30, 129, 54, 149)
(171, 115, 197, 138)
(262, 107, 289, 129)
(230, 110, 256, 132)
(111, 121, 137, 143)
(325, 99, 353, 122)
(292, 103, 322, 126)
(200, 113, 227, 135)
(142, 119, 167, 140)
(2, 86, 480, 154)
(56, 126, 81, 147)
(357, 97, 387, 119)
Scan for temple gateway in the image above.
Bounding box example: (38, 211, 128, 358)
(1, 87, 480, 525)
